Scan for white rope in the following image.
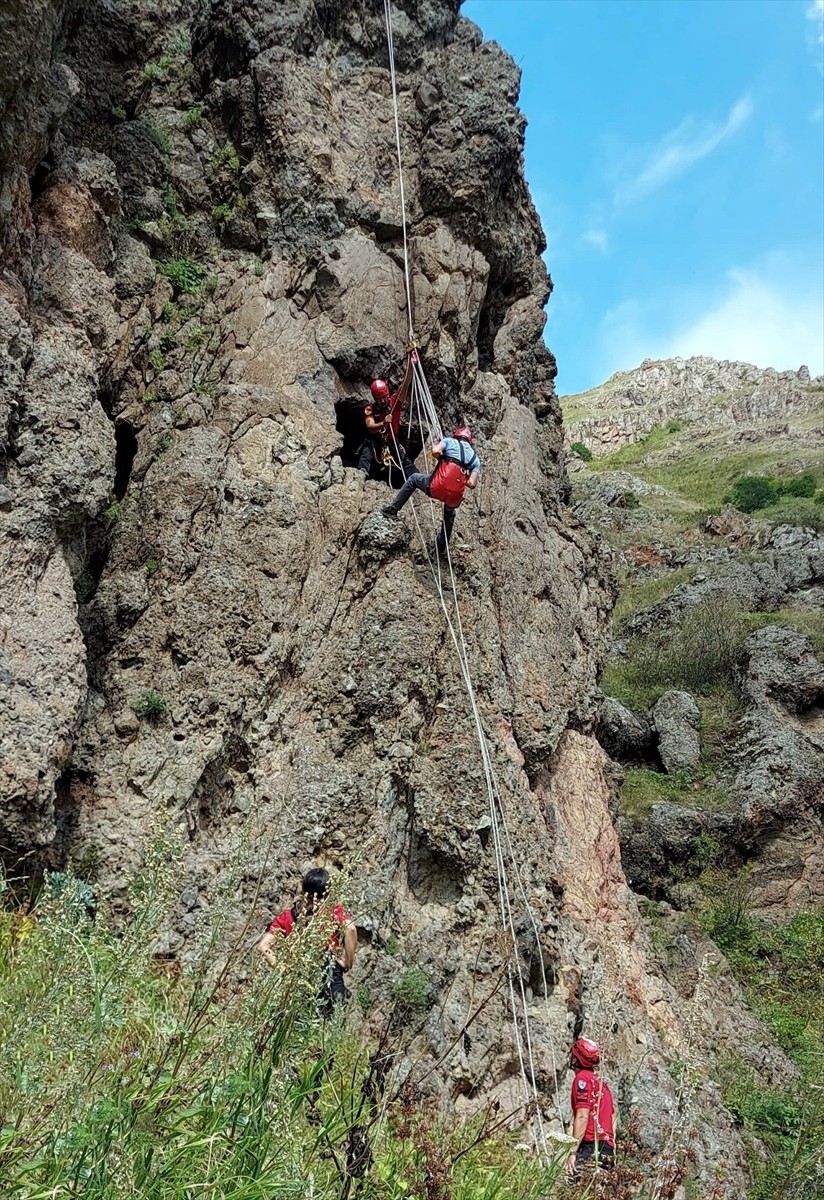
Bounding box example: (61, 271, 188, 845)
(380, 0, 567, 1156)
(383, 0, 415, 344)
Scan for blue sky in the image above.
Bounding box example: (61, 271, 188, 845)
(462, 0, 824, 395)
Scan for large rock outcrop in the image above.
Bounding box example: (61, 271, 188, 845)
(0, 1, 788, 1191)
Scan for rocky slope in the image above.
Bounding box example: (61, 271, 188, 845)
(0, 2, 798, 1193)
(565, 354, 822, 458)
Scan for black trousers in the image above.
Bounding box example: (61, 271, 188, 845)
(573, 1141, 614, 1174)
(319, 962, 349, 1018)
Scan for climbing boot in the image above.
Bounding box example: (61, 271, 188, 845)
(382, 505, 399, 520)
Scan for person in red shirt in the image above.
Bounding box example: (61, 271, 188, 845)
(357, 364, 415, 482)
(566, 1036, 616, 1180)
(257, 868, 357, 1014)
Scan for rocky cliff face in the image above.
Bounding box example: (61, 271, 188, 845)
(0, 2, 790, 1192)
(565, 355, 822, 458)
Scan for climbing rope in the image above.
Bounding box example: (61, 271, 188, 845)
(381, 0, 566, 1157)
(383, 0, 416, 345)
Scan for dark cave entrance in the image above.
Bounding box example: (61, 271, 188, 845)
(113, 420, 137, 500)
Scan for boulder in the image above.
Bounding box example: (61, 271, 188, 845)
(598, 696, 654, 763)
(652, 690, 701, 772)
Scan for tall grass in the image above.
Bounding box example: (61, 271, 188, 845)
(0, 850, 567, 1199)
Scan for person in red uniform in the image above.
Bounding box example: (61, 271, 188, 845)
(566, 1036, 616, 1179)
(256, 868, 357, 1014)
(358, 363, 415, 481)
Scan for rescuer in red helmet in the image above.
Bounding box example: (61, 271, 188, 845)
(358, 371, 415, 481)
(566, 1037, 616, 1180)
(381, 425, 480, 554)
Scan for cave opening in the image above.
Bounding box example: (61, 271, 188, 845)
(113, 420, 137, 500)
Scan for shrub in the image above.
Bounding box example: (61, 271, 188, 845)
(144, 559, 160, 576)
(145, 120, 172, 155)
(212, 202, 234, 231)
(392, 966, 432, 1016)
(184, 325, 207, 351)
(150, 348, 165, 372)
(153, 431, 173, 459)
(214, 143, 240, 172)
(160, 257, 207, 295)
(159, 331, 177, 353)
(131, 690, 167, 721)
(181, 105, 203, 132)
(571, 440, 593, 462)
(140, 61, 168, 84)
(104, 501, 122, 522)
(110, 104, 127, 122)
(776, 472, 816, 498)
(725, 474, 776, 513)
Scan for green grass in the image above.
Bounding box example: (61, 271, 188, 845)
(613, 568, 694, 628)
(0, 861, 568, 1199)
(159, 257, 207, 295)
(742, 608, 824, 657)
(604, 595, 748, 710)
(705, 908, 824, 1199)
(591, 430, 824, 513)
(619, 767, 730, 821)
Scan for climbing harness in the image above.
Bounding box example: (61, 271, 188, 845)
(380, 0, 565, 1159)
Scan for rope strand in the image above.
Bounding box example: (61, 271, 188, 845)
(381, 0, 566, 1156)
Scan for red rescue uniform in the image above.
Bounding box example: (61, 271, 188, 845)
(571, 1067, 615, 1147)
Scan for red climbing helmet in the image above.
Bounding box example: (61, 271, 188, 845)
(370, 379, 390, 401)
(453, 425, 473, 442)
(571, 1037, 601, 1069)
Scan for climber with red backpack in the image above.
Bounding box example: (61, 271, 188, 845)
(566, 1037, 617, 1181)
(381, 425, 480, 554)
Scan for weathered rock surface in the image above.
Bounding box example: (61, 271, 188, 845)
(564, 355, 823, 457)
(652, 689, 701, 772)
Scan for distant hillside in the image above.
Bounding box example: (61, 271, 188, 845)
(562, 355, 823, 460)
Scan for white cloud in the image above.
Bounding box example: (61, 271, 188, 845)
(582, 228, 609, 253)
(598, 262, 824, 380)
(657, 268, 823, 374)
(616, 96, 753, 203)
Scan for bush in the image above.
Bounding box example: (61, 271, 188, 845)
(145, 120, 172, 155)
(159, 257, 207, 295)
(214, 143, 240, 172)
(725, 474, 776, 513)
(212, 202, 235, 231)
(131, 690, 167, 721)
(181, 105, 203, 132)
(776, 472, 816, 498)
(392, 966, 432, 1016)
(571, 440, 593, 462)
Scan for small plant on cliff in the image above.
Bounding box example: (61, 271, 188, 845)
(392, 965, 432, 1017)
(214, 142, 240, 172)
(131, 690, 167, 721)
(145, 119, 172, 155)
(571, 440, 593, 462)
(159, 256, 207, 295)
(104, 501, 122, 522)
(181, 104, 203, 132)
(211, 202, 235, 232)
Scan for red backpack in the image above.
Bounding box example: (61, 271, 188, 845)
(429, 439, 473, 508)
